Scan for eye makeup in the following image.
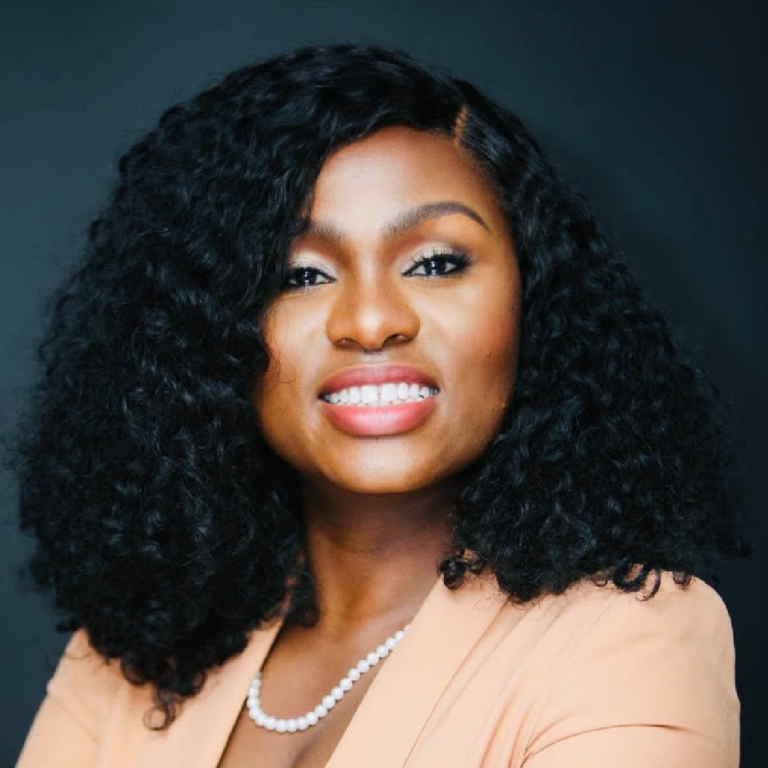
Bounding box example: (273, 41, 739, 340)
(282, 243, 474, 291)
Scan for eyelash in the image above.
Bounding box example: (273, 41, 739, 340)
(282, 248, 472, 290)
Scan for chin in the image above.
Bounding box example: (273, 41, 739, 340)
(323, 464, 450, 495)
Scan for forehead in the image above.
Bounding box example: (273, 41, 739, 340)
(306, 126, 504, 228)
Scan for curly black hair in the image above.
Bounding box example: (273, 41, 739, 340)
(10, 42, 745, 729)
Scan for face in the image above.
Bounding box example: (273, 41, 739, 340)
(252, 126, 521, 497)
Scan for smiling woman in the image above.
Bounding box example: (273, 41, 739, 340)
(12, 43, 744, 768)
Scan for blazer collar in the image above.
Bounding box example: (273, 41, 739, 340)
(151, 569, 506, 768)
(325, 569, 505, 768)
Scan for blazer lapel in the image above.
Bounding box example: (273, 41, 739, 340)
(325, 571, 506, 768)
(148, 616, 285, 768)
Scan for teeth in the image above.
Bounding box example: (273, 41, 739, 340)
(381, 383, 397, 404)
(323, 381, 439, 406)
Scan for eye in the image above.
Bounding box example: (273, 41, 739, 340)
(282, 266, 333, 290)
(402, 247, 472, 278)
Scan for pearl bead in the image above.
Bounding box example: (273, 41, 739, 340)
(246, 620, 410, 734)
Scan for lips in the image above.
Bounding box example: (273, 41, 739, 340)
(318, 365, 439, 398)
(319, 397, 438, 436)
(317, 364, 441, 437)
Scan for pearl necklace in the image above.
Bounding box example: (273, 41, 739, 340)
(246, 623, 410, 734)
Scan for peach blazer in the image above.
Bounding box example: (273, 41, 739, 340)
(16, 570, 739, 768)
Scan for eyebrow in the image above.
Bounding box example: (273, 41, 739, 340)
(296, 200, 491, 243)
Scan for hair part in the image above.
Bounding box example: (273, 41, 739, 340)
(452, 104, 469, 146)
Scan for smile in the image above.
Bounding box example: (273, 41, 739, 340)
(320, 382, 439, 407)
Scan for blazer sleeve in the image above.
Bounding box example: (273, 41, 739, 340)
(15, 629, 114, 768)
(521, 575, 740, 768)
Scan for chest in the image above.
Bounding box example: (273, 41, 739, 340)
(216, 669, 378, 768)
(107, 576, 529, 768)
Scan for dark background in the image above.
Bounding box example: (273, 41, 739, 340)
(1, 0, 765, 763)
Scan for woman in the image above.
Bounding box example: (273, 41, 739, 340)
(14, 43, 743, 767)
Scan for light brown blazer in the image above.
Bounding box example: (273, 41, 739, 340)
(16, 569, 739, 767)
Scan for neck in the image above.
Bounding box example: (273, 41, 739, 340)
(297, 480, 458, 636)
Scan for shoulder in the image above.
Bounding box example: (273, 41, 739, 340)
(44, 629, 138, 737)
(520, 571, 739, 766)
(536, 569, 738, 698)
(547, 570, 737, 707)
(561, 569, 734, 644)
(16, 630, 141, 767)
(491, 569, 736, 669)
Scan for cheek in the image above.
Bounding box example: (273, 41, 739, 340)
(250, 304, 330, 474)
(451, 278, 521, 423)
(251, 311, 304, 435)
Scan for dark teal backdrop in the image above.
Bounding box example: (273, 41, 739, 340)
(1, 0, 765, 764)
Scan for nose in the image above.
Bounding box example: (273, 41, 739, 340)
(326, 273, 420, 352)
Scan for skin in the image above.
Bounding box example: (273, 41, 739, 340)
(222, 126, 521, 768)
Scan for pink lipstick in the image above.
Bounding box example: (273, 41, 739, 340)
(318, 365, 440, 436)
